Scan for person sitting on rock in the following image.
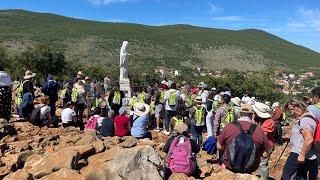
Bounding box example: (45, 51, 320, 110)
(85, 107, 101, 131)
(163, 123, 200, 178)
(61, 101, 77, 128)
(217, 104, 272, 173)
(114, 107, 131, 137)
(97, 109, 115, 137)
(131, 102, 151, 139)
(38, 96, 54, 127)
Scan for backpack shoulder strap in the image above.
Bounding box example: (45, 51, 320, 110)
(232, 121, 244, 134)
(248, 124, 257, 135)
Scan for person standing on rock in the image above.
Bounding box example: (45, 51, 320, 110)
(217, 104, 272, 173)
(281, 97, 319, 180)
(0, 65, 12, 121)
(104, 75, 110, 94)
(252, 102, 275, 180)
(108, 85, 125, 116)
(164, 83, 180, 135)
(74, 80, 86, 130)
(154, 84, 166, 131)
(42, 74, 59, 118)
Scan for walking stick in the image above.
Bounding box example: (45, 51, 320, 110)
(273, 140, 289, 169)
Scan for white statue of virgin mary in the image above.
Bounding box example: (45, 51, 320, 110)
(120, 41, 129, 81)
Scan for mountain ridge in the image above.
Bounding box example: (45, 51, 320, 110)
(0, 9, 319, 75)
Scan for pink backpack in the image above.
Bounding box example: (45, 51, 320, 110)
(167, 136, 196, 175)
(85, 116, 99, 130)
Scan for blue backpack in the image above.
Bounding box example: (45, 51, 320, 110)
(203, 136, 217, 155)
(228, 122, 257, 173)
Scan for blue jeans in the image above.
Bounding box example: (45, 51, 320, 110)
(191, 120, 203, 145)
(281, 152, 318, 180)
(165, 110, 175, 132)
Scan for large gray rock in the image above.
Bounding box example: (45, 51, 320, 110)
(118, 136, 137, 148)
(204, 169, 259, 180)
(82, 146, 163, 180)
(3, 169, 33, 180)
(28, 149, 80, 179)
(39, 168, 85, 180)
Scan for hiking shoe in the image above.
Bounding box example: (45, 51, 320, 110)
(163, 130, 170, 135)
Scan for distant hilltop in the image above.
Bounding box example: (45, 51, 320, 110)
(0, 9, 319, 73)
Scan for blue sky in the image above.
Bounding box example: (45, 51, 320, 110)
(1, 0, 320, 52)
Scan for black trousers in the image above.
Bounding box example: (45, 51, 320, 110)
(75, 103, 85, 130)
(281, 152, 318, 180)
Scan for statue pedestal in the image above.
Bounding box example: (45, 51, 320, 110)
(120, 79, 131, 106)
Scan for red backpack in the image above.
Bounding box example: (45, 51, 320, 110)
(166, 136, 196, 175)
(300, 112, 320, 156)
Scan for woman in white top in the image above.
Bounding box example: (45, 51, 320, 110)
(61, 101, 77, 128)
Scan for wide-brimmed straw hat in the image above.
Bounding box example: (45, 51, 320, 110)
(252, 102, 271, 118)
(134, 102, 150, 117)
(231, 97, 241, 107)
(240, 104, 254, 114)
(23, 70, 36, 79)
(174, 123, 188, 134)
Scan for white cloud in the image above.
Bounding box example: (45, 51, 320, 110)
(211, 16, 243, 22)
(287, 7, 320, 32)
(88, 0, 129, 5)
(299, 7, 320, 31)
(286, 22, 307, 32)
(208, 2, 223, 14)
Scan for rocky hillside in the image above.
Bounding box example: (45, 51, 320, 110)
(0, 9, 320, 73)
(0, 116, 295, 180)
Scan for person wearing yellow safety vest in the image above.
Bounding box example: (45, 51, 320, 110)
(129, 94, 138, 111)
(164, 83, 180, 135)
(59, 82, 78, 105)
(17, 71, 36, 118)
(213, 94, 232, 136)
(170, 110, 184, 131)
(154, 84, 166, 131)
(138, 90, 147, 103)
(108, 85, 124, 116)
(16, 71, 36, 107)
(189, 96, 206, 145)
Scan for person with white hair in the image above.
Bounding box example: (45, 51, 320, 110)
(241, 93, 251, 104)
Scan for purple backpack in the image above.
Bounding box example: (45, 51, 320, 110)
(167, 136, 196, 175)
(85, 116, 99, 130)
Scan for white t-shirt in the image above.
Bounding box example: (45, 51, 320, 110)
(241, 96, 251, 104)
(201, 91, 209, 109)
(61, 108, 76, 123)
(40, 105, 51, 120)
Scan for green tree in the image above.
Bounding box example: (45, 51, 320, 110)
(18, 45, 66, 80)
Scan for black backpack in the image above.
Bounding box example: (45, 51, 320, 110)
(30, 106, 43, 126)
(228, 121, 257, 173)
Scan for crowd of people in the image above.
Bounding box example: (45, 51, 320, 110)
(0, 66, 320, 179)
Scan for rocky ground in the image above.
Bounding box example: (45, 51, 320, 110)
(0, 116, 299, 180)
